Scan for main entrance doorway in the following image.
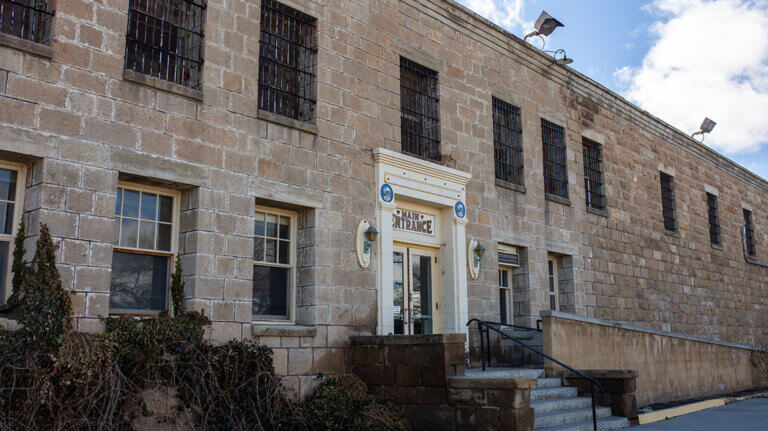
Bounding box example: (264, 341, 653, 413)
(393, 244, 438, 335)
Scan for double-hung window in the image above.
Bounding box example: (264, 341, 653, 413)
(110, 184, 179, 314)
(706, 193, 721, 246)
(400, 57, 441, 162)
(541, 119, 568, 200)
(0, 162, 25, 305)
(253, 207, 296, 321)
(258, 0, 317, 123)
(547, 256, 560, 311)
(660, 172, 677, 232)
(0, 0, 53, 44)
(497, 245, 519, 325)
(493, 97, 524, 186)
(744, 208, 756, 257)
(582, 137, 605, 210)
(125, 0, 206, 89)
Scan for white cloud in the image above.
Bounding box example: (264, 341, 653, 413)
(456, 0, 532, 34)
(615, 0, 768, 154)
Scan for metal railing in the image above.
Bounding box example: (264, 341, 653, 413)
(467, 319, 604, 431)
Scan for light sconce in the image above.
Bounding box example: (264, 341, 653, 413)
(356, 220, 376, 268)
(692, 117, 716, 142)
(523, 11, 564, 49)
(545, 49, 573, 66)
(467, 239, 484, 280)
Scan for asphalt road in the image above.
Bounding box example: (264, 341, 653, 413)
(634, 398, 768, 431)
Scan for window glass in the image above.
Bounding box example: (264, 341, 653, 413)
(109, 251, 169, 312)
(401, 57, 441, 161)
(542, 120, 568, 199)
(252, 266, 290, 317)
(253, 208, 295, 320)
(582, 137, 605, 210)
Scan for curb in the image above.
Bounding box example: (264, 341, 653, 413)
(637, 391, 768, 425)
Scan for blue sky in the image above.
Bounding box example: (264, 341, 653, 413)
(457, 0, 768, 180)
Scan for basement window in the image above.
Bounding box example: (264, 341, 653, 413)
(125, 0, 206, 89)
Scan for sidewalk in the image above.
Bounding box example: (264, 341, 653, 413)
(634, 397, 768, 430)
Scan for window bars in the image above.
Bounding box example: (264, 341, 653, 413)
(744, 208, 756, 256)
(493, 98, 524, 186)
(660, 172, 677, 232)
(125, 0, 205, 89)
(258, 0, 317, 123)
(541, 119, 568, 199)
(582, 137, 605, 210)
(706, 193, 720, 246)
(0, 0, 53, 44)
(400, 57, 441, 162)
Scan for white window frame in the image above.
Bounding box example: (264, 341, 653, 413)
(547, 255, 560, 311)
(0, 160, 26, 304)
(110, 181, 180, 315)
(253, 205, 297, 323)
(498, 266, 514, 325)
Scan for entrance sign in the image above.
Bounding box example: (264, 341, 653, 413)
(393, 209, 434, 236)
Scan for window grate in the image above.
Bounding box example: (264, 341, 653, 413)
(706, 193, 720, 245)
(744, 208, 756, 256)
(660, 172, 676, 232)
(258, 0, 317, 123)
(541, 119, 568, 199)
(493, 98, 523, 186)
(400, 57, 441, 162)
(125, 0, 206, 89)
(582, 137, 605, 210)
(0, 0, 53, 44)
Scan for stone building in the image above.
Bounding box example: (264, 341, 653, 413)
(0, 0, 766, 403)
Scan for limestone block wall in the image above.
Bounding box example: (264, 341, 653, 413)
(542, 311, 768, 406)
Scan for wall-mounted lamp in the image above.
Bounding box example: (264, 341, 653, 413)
(467, 239, 484, 280)
(473, 243, 486, 267)
(523, 11, 564, 49)
(356, 220, 376, 268)
(692, 117, 716, 142)
(544, 49, 573, 66)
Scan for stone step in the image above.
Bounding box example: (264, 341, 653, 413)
(501, 329, 537, 340)
(532, 396, 593, 414)
(534, 416, 631, 431)
(531, 386, 579, 401)
(534, 406, 612, 428)
(536, 377, 563, 388)
(465, 367, 545, 379)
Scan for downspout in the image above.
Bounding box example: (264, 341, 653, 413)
(741, 226, 768, 268)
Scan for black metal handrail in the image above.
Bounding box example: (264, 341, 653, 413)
(467, 319, 604, 431)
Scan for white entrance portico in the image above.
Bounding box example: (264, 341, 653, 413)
(373, 148, 472, 339)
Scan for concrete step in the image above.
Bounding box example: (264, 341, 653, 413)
(534, 416, 631, 431)
(534, 406, 612, 428)
(531, 386, 579, 401)
(501, 329, 537, 340)
(465, 367, 545, 379)
(536, 377, 563, 388)
(532, 396, 593, 414)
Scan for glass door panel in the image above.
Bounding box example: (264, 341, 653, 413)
(393, 245, 437, 335)
(411, 253, 433, 334)
(393, 250, 405, 335)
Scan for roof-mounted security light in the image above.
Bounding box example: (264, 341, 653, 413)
(544, 49, 573, 66)
(523, 11, 564, 49)
(692, 117, 716, 142)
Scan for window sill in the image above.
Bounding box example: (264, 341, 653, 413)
(495, 179, 526, 193)
(711, 243, 724, 251)
(258, 109, 318, 135)
(586, 206, 609, 218)
(0, 32, 52, 58)
(545, 193, 571, 206)
(664, 229, 680, 238)
(251, 323, 316, 337)
(123, 69, 203, 101)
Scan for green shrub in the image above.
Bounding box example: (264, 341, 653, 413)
(304, 375, 411, 431)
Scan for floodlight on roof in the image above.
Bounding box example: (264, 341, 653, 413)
(692, 117, 716, 141)
(523, 11, 564, 49)
(544, 49, 573, 66)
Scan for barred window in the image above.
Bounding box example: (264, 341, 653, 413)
(493, 98, 523, 186)
(582, 137, 605, 210)
(744, 208, 756, 257)
(253, 207, 296, 321)
(110, 184, 179, 315)
(541, 119, 568, 199)
(706, 193, 720, 246)
(401, 57, 441, 162)
(258, 0, 317, 123)
(125, 0, 205, 89)
(660, 172, 677, 232)
(0, 0, 53, 44)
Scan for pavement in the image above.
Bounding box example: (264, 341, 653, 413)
(633, 397, 768, 430)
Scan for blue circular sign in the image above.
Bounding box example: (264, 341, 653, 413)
(380, 184, 394, 202)
(455, 201, 466, 218)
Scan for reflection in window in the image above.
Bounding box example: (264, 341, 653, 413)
(109, 252, 169, 312)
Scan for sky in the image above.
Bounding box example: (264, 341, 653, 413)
(456, 0, 768, 180)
